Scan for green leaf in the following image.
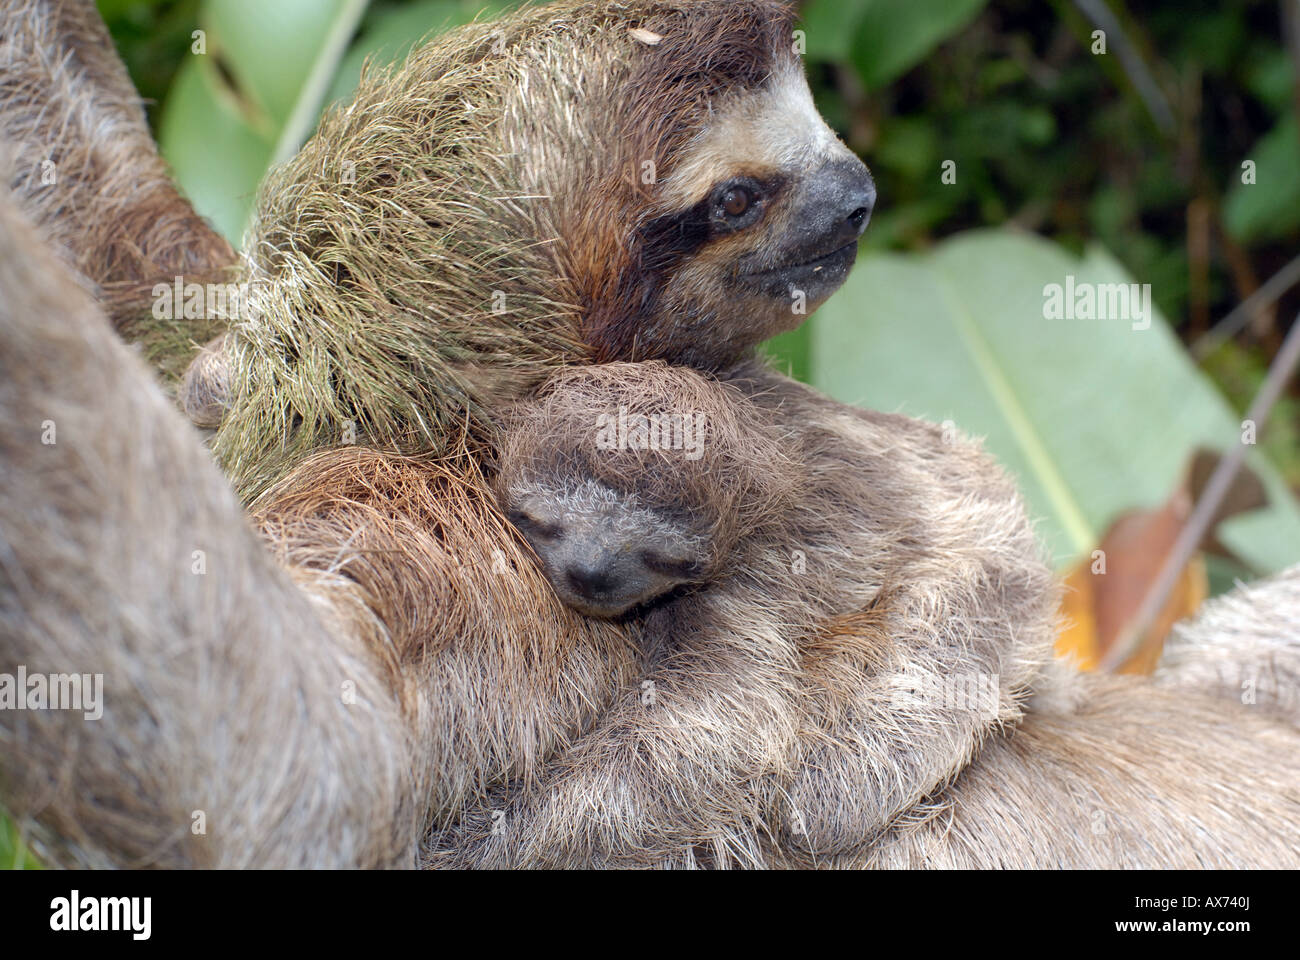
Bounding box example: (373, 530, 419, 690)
(158, 0, 369, 246)
(849, 0, 989, 89)
(1243, 50, 1293, 113)
(205, 0, 367, 129)
(158, 54, 272, 245)
(797, 0, 872, 63)
(1223, 116, 1300, 244)
(808, 229, 1300, 573)
(0, 811, 40, 870)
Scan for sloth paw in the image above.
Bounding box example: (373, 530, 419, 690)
(179, 332, 232, 428)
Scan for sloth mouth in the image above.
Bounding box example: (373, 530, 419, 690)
(735, 240, 858, 299)
(556, 578, 703, 622)
(741, 240, 859, 277)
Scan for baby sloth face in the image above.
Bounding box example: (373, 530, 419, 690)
(504, 479, 711, 619)
(494, 361, 797, 620)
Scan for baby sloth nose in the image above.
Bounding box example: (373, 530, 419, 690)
(567, 560, 618, 599)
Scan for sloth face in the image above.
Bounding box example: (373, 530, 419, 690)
(631, 61, 875, 369)
(502, 479, 711, 619)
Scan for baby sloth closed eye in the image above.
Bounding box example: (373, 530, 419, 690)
(494, 362, 796, 619)
(504, 483, 707, 618)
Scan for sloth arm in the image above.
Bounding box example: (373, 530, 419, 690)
(840, 672, 1300, 868)
(247, 447, 641, 831)
(692, 363, 1061, 860)
(0, 191, 421, 868)
(429, 575, 806, 868)
(742, 368, 1300, 859)
(1, 0, 236, 342)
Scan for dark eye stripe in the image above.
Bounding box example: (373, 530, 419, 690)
(637, 175, 783, 275)
(638, 195, 714, 274)
(507, 510, 562, 540)
(640, 551, 702, 579)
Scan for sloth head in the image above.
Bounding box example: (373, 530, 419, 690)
(224, 0, 871, 491)
(493, 361, 799, 617)
(502, 478, 711, 618)
(530, 0, 877, 370)
(602, 45, 876, 369)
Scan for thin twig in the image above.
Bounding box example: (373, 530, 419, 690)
(1099, 310, 1300, 671)
(1071, 0, 1175, 135)
(1192, 251, 1300, 359)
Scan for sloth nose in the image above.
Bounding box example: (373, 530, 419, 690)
(846, 200, 871, 234)
(834, 160, 875, 244)
(567, 561, 618, 598)
(811, 156, 876, 248)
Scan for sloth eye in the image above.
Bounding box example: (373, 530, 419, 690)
(722, 187, 751, 217)
(640, 551, 702, 580)
(711, 177, 765, 230)
(507, 509, 563, 541)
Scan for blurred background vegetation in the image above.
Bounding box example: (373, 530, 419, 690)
(4, 0, 1294, 867)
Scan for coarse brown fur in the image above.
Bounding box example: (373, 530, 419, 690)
(248, 446, 638, 828)
(1, 0, 1298, 870)
(203, 0, 869, 500)
(8, 221, 1294, 867)
(0, 191, 420, 868)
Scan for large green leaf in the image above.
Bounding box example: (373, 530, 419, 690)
(807, 229, 1300, 573)
(159, 0, 369, 246)
(157, 53, 272, 243)
(797, 0, 872, 63)
(324, 0, 517, 108)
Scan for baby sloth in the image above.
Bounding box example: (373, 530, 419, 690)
(475, 361, 1059, 867)
(497, 368, 790, 620)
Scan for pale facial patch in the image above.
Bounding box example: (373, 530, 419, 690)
(659, 62, 856, 209)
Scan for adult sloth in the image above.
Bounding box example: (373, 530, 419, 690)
(1, 0, 1296, 869)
